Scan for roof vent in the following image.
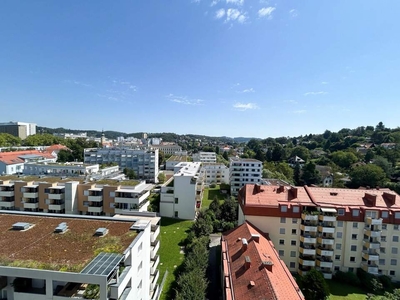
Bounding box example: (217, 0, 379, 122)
(330, 192, 338, 196)
(55, 222, 68, 234)
(262, 260, 274, 271)
(244, 256, 251, 270)
(94, 228, 108, 237)
(251, 234, 260, 243)
(12, 222, 32, 231)
(249, 280, 255, 287)
(242, 238, 248, 252)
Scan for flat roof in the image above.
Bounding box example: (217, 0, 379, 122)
(0, 213, 138, 272)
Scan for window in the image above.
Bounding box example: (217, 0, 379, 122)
(174, 198, 178, 204)
(352, 234, 358, 240)
(337, 221, 343, 227)
(280, 228, 285, 234)
(278, 250, 284, 257)
(395, 225, 399, 230)
(174, 211, 178, 218)
(292, 229, 297, 235)
(351, 245, 357, 251)
(137, 280, 142, 290)
(382, 236, 387, 242)
(382, 224, 387, 230)
(137, 261, 143, 273)
(353, 222, 358, 228)
(393, 236, 399, 242)
(290, 251, 296, 257)
(390, 270, 396, 276)
(291, 240, 296, 246)
(138, 242, 143, 253)
(382, 211, 389, 218)
(336, 243, 342, 250)
(281, 205, 288, 213)
(293, 206, 300, 213)
(379, 259, 385, 265)
(380, 247, 386, 253)
(279, 239, 285, 245)
(292, 218, 298, 224)
(392, 247, 398, 254)
(335, 255, 341, 260)
(289, 262, 296, 268)
(110, 192, 115, 197)
(349, 267, 354, 272)
(396, 212, 400, 219)
(338, 208, 345, 216)
(83, 201, 89, 207)
(391, 259, 397, 266)
(334, 266, 340, 271)
(337, 232, 342, 238)
(352, 209, 359, 217)
(280, 217, 286, 223)
(350, 257, 356, 262)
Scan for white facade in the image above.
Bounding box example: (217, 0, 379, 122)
(192, 152, 217, 163)
(160, 162, 204, 220)
(23, 162, 100, 176)
(229, 158, 262, 195)
(202, 163, 229, 185)
(150, 144, 182, 155)
(84, 148, 159, 182)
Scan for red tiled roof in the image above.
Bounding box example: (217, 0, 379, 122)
(0, 150, 55, 165)
(222, 222, 304, 300)
(45, 144, 70, 153)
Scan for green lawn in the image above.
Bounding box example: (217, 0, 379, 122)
(202, 185, 228, 208)
(328, 280, 368, 300)
(158, 217, 193, 300)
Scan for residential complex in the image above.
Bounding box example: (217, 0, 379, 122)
(165, 155, 188, 171)
(0, 210, 160, 300)
(83, 148, 159, 182)
(0, 150, 57, 175)
(0, 177, 153, 215)
(221, 221, 304, 300)
(238, 184, 400, 281)
(0, 122, 36, 139)
(160, 162, 204, 219)
(150, 144, 181, 155)
(229, 158, 262, 196)
(192, 151, 216, 163)
(202, 163, 229, 185)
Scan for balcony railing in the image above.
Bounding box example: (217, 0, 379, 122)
(300, 235, 317, 244)
(363, 240, 380, 249)
(317, 237, 335, 245)
(299, 246, 316, 256)
(301, 213, 319, 221)
(317, 248, 334, 256)
(319, 215, 337, 222)
(362, 251, 379, 261)
(298, 256, 315, 267)
(300, 224, 318, 232)
(361, 262, 379, 274)
(365, 217, 383, 226)
(364, 228, 382, 238)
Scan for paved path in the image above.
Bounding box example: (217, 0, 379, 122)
(207, 234, 222, 300)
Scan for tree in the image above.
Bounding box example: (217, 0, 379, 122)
(290, 146, 310, 162)
(331, 151, 358, 169)
(123, 168, 137, 179)
(372, 156, 393, 177)
(365, 149, 375, 162)
(298, 268, 330, 300)
(158, 172, 166, 183)
(209, 196, 221, 219)
(349, 164, 387, 188)
(301, 162, 321, 185)
(294, 163, 301, 185)
(0, 133, 21, 147)
(272, 144, 285, 162)
(220, 197, 238, 224)
(222, 151, 229, 161)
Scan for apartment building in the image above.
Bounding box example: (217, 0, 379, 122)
(0, 121, 36, 139)
(165, 155, 188, 171)
(192, 151, 217, 163)
(238, 184, 400, 281)
(221, 221, 304, 300)
(83, 148, 159, 183)
(0, 210, 160, 300)
(160, 162, 204, 219)
(150, 144, 181, 155)
(202, 163, 229, 185)
(0, 177, 152, 216)
(229, 158, 262, 196)
(0, 150, 57, 175)
(23, 162, 102, 177)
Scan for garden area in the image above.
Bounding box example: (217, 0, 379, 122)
(328, 280, 367, 300)
(201, 184, 229, 208)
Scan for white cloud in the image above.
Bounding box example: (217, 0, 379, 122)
(211, 0, 219, 6)
(129, 85, 137, 91)
(215, 8, 225, 19)
(167, 94, 204, 105)
(238, 14, 247, 23)
(291, 109, 306, 114)
(289, 9, 298, 17)
(226, 0, 244, 5)
(258, 6, 275, 18)
(233, 102, 259, 110)
(304, 91, 327, 96)
(226, 8, 241, 21)
(241, 88, 255, 93)
(64, 80, 92, 88)
(321, 81, 328, 85)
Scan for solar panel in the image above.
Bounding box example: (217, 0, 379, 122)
(80, 253, 123, 277)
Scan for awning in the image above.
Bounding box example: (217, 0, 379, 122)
(321, 207, 337, 213)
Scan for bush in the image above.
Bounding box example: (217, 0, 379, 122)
(209, 183, 216, 188)
(379, 275, 393, 290)
(357, 268, 379, 292)
(334, 270, 361, 286)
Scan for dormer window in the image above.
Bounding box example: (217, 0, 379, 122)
(280, 205, 288, 213)
(381, 211, 389, 218)
(352, 209, 359, 217)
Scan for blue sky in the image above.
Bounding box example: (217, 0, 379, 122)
(1, 1, 399, 138)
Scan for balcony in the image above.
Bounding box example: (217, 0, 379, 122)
(151, 255, 160, 275)
(317, 248, 334, 256)
(24, 192, 38, 198)
(316, 258, 333, 268)
(363, 240, 380, 249)
(48, 193, 65, 200)
(300, 224, 318, 232)
(319, 215, 337, 222)
(317, 237, 335, 245)
(365, 217, 383, 226)
(151, 239, 160, 259)
(300, 235, 317, 244)
(0, 201, 15, 208)
(361, 262, 379, 274)
(299, 247, 316, 256)
(88, 206, 103, 213)
(150, 269, 160, 291)
(0, 190, 14, 197)
(115, 197, 139, 204)
(298, 256, 315, 267)
(302, 213, 319, 221)
(297, 269, 310, 276)
(151, 225, 160, 243)
(88, 195, 103, 202)
(362, 251, 379, 261)
(24, 202, 39, 209)
(322, 272, 333, 279)
(364, 228, 382, 238)
(318, 225, 335, 234)
(49, 203, 65, 211)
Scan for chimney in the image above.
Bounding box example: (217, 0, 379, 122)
(383, 192, 396, 206)
(242, 238, 248, 252)
(278, 185, 285, 193)
(364, 193, 377, 206)
(251, 234, 260, 243)
(244, 256, 251, 270)
(253, 184, 261, 195)
(290, 186, 298, 199)
(262, 260, 273, 272)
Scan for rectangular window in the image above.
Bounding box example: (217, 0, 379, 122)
(391, 259, 397, 266)
(280, 217, 286, 223)
(379, 259, 385, 265)
(291, 240, 296, 246)
(174, 211, 178, 218)
(290, 262, 296, 268)
(382, 236, 387, 242)
(338, 208, 345, 216)
(352, 209, 359, 217)
(337, 232, 342, 238)
(396, 212, 400, 219)
(279, 239, 285, 245)
(138, 261, 143, 273)
(337, 221, 343, 227)
(175, 198, 178, 204)
(350, 257, 356, 262)
(382, 211, 389, 218)
(292, 229, 297, 235)
(382, 224, 387, 230)
(336, 243, 342, 250)
(278, 250, 284, 257)
(352, 234, 358, 240)
(335, 255, 341, 260)
(349, 267, 354, 273)
(393, 236, 399, 242)
(290, 251, 296, 257)
(390, 270, 396, 276)
(392, 248, 398, 254)
(110, 192, 115, 197)
(292, 218, 298, 224)
(381, 247, 386, 253)
(353, 222, 358, 228)
(351, 245, 357, 251)
(280, 228, 285, 234)
(281, 205, 288, 212)
(293, 206, 300, 213)
(395, 225, 399, 230)
(138, 242, 143, 253)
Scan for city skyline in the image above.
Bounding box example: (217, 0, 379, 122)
(1, 1, 399, 138)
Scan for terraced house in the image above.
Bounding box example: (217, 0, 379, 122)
(238, 184, 400, 281)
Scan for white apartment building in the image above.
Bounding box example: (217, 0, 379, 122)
(0, 210, 161, 300)
(160, 162, 204, 220)
(238, 184, 400, 281)
(84, 148, 159, 183)
(192, 152, 217, 163)
(165, 155, 188, 171)
(229, 158, 262, 195)
(150, 144, 182, 155)
(202, 163, 229, 185)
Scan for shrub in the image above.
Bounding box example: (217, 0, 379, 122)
(209, 183, 216, 188)
(334, 270, 361, 286)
